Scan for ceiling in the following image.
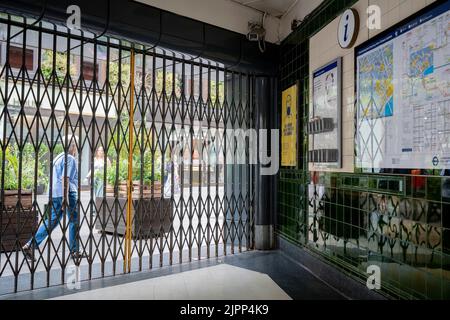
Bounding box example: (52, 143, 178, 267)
(230, 0, 298, 18)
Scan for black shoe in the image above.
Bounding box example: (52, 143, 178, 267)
(70, 251, 88, 265)
(22, 246, 36, 262)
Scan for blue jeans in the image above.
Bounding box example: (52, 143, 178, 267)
(94, 178, 104, 198)
(28, 192, 79, 253)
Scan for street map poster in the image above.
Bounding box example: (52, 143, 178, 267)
(281, 84, 298, 167)
(356, 1, 450, 170)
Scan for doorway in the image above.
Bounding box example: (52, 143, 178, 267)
(0, 13, 255, 295)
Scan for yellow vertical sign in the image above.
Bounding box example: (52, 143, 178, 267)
(281, 84, 297, 167)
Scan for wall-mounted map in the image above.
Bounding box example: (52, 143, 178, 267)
(358, 44, 394, 119)
(356, 1, 450, 170)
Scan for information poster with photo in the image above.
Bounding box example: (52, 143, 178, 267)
(281, 84, 298, 167)
(356, 1, 450, 170)
(310, 58, 342, 168)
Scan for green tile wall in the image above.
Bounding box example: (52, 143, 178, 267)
(277, 0, 450, 299)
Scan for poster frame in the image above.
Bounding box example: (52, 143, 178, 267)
(310, 57, 342, 169)
(281, 82, 299, 167)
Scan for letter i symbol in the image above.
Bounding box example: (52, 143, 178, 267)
(344, 14, 349, 42)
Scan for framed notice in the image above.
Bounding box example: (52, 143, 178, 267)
(356, 1, 450, 170)
(281, 84, 298, 167)
(309, 58, 342, 168)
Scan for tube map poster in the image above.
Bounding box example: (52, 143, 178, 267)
(356, 2, 450, 170)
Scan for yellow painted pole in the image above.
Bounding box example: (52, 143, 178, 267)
(124, 48, 135, 273)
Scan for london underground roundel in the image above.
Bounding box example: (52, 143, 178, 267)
(338, 8, 359, 49)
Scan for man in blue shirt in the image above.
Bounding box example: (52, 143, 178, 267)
(23, 135, 86, 263)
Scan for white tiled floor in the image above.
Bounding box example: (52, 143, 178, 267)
(50, 264, 292, 300)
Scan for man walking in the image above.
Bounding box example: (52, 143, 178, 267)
(22, 135, 86, 263)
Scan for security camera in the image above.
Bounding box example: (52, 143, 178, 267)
(247, 21, 266, 42)
(247, 32, 260, 41)
(291, 19, 302, 31)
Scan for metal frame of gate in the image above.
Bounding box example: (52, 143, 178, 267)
(0, 12, 255, 295)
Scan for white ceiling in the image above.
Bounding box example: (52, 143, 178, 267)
(230, 0, 298, 18)
(138, 0, 322, 43)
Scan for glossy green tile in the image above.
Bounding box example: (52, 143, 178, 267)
(277, 0, 447, 299)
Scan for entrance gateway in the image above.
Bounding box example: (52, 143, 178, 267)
(0, 10, 255, 295)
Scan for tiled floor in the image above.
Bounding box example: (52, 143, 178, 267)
(0, 248, 386, 300)
(51, 264, 291, 300)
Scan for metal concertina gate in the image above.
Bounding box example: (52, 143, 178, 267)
(0, 11, 255, 294)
